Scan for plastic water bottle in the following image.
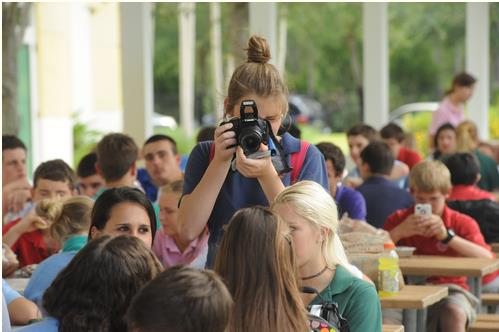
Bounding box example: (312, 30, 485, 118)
(378, 242, 400, 297)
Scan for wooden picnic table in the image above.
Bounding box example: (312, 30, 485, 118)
(380, 285, 448, 332)
(398, 255, 499, 300)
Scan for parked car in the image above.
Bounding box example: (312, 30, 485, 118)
(152, 112, 177, 129)
(288, 94, 324, 125)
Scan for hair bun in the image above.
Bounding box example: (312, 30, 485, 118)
(35, 198, 64, 224)
(246, 35, 271, 64)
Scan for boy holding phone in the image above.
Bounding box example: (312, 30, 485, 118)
(383, 160, 498, 332)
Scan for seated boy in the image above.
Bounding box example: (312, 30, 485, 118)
(357, 142, 413, 228)
(380, 123, 422, 169)
(344, 123, 409, 189)
(127, 265, 232, 332)
(2, 159, 77, 266)
(444, 152, 496, 201)
(316, 142, 366, 220)
(153, 180, 209, 269)
(76, 152, 105, 197)
(384, 160, 498, 332)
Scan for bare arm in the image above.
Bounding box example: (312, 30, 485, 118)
(2, 211, 46, 248)
(446, 236, 493, 258)
(178, 124, 236, 243)
(8, 297, 42, 325)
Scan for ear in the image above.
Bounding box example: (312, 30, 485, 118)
(95, 163, 103, 177)
(474, 173, 481, 185)
(175, 154, 181, 165)
(90, 226, 100, 239)
(130, 161, 137, 177)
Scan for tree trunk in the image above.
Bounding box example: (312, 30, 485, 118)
(227, 3, 248, 66)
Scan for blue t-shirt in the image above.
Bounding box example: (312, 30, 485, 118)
(335, 185, 366, 220)
(183, 133, 328, 266)
(137, 168, 159, 202)
(16, 316, 58, 332)
(24, 251, 78, 308)
(356, 176, 414, 228)
(2, 279, 21, 304)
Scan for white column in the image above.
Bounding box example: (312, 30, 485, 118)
(178, 3, 196, 138)
(249, 3, 277, 65)
(210, 3, 224, 121)
(466, 3, 489, 140)
(362, 3, 389, 129)
(119, 3, 154, 145)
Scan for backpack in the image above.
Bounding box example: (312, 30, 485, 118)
(307, 299, 350, 332)
(208, 140, 310, 184)
(447, 199, 499, 243)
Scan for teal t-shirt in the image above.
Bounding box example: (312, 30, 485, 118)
(310, 265, 382, 332)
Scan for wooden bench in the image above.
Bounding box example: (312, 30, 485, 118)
(382, 325, 404, 332)
(476, 314, 499, 322)
(468, 320, 499, 332)
(481, 293, 499, 306)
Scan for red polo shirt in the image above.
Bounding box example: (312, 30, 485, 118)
(2, 219, 55, 267)
(397, 147, 422, 169)
(449, 185, 497, 201)
(384, 205, 498, 290)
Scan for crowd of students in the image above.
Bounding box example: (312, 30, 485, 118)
(2, 35, 499, 332)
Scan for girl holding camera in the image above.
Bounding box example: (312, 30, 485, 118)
(178, 35, 328, 266)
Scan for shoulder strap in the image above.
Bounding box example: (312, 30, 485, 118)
(209, 142, 216, 162)
(290, 141, 310, 184)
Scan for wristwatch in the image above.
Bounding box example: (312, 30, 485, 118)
(441, 228, 456, 245)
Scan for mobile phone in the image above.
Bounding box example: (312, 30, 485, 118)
(415, 203, 432, 216)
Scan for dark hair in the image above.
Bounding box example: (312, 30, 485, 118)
(316, 142, 346, 175)
(144, 134, 178, 155)
(89, 187, 157, 243)
(360, 141, 394, 175)
(445, 72, 477, 95)
(77, 152, 98, 178)
(196, 126, 216, 143)
(43, 235, 162, 332)
(96, 133, 138, 182)
(33, 159, 77, 190)
(443, 152, 480, 186)
(2, 135, 26, 151)
(346, 123, 379, 142)
(380, 123, 405, 142)
(433, 123, 456, 159)
(127, 265, 233, 332)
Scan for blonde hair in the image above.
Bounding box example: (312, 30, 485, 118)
(158, 179, 184, 196)
(456, 120, 479, 152)
(225, 35, 289, 118)
(409, 160, 451, 194)
(271, 180, 352, 272)
(36, 196, 94, 245)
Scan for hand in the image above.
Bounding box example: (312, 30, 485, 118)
(344, 177, 363, 188)
(213, 123, 237, 163)
(2, 244, 19, 277)
(13, 209, 48, 234)
(395, 214, 430, 238)
(421, 214, 447, 240)
(7, 189, 32, 214)
(235, 145, 276, 179)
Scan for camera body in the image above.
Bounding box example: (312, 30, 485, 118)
(415, 203, 432, 216)
(221, 100, 270, 155)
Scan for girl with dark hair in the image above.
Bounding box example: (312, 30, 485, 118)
(429, 72, 476, 146)
(17, 235, 162, 332)
(430, 123, 457, 160)
(214, 206, 309, 332)
(179, 35, 328, 267)
(88, 187, 157, 248)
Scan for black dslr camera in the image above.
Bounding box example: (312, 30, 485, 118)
(221, 100, 270, 155)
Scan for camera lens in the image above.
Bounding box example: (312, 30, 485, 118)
(240, 131, 262, 154)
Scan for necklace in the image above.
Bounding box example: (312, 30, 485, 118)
(301, 265, 329, 280)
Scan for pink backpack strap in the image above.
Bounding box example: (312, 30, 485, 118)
(209, 143, 216, 162)
(290, 141, 310, 184)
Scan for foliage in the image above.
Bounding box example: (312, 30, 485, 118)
(72, 115, 103, 168)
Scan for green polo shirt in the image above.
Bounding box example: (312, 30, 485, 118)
(310, 265, 382, 332)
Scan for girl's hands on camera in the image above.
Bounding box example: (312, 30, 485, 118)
(235, 144, 276, 179)
(213, 123, 237, 163)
